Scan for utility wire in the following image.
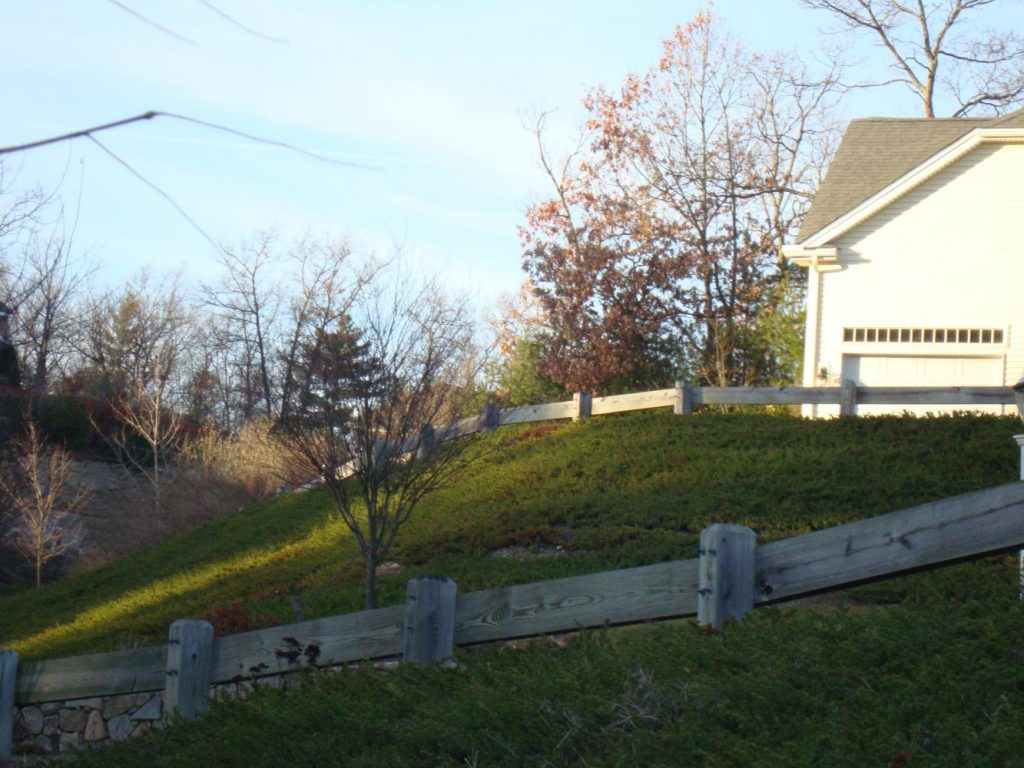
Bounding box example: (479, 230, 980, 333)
(1, 112, 161, 156)
(161, 112, 378, 169)
(106, 0, 197, 45)
(198, 0, 288, 44)
(0, 111, 381, 170)
(2, 112, 380, 258)
(86, 135, 223, 254)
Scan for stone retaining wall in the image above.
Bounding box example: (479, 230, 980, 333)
(9, 659, 402, 756)
(13, 691, 164, 756)
(10, 675, 308, 757)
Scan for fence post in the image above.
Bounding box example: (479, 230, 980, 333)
(573, 392, 592, 421)
(481, 404, 500, 432)
(698, 524, 756, 632)
(403, 576, 457, 664)
(674, 380, 693, 416)
(840, 378, 858, 416)
(165, 620, 214, 720)
(0, 649, 17, 761)
(1015, 434, 1024, 601)
(417, 424, 436, 459)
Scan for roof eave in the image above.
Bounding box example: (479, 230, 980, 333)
(799, 127, 1024, 249)
(782, 244, 838, 267)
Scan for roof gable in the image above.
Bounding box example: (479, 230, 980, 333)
(797, 108, 1024, 243)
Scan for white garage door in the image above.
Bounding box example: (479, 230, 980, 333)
(841, 354, 1004, 415)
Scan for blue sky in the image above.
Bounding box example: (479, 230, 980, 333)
(2, 1, 1019, 307)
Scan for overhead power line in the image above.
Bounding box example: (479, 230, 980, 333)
(0, 112, 381, 170)
(108, 0, 289, 45)
(86, 134, 221, 253)
(106, 0, 197, 45)
(198, 1, 289, 44)
(0, 111, 381, 258)
(1, 112, 162, 156)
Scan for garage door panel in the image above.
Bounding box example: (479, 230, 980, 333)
(840, 354, 1004, 415)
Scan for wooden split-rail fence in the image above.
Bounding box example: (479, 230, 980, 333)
(4, 481, 1024, 758)
(351, 380, 1019, 476)
(463, 380, 1018, 432)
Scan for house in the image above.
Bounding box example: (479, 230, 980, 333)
(783, 109, 1024, 416)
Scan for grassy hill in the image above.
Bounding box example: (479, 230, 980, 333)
(3, 411, 1024, 765)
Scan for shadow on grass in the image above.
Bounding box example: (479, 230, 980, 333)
(2, 412, 1020, 661)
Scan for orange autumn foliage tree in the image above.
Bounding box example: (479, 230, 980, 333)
(521, 11, 841, 392)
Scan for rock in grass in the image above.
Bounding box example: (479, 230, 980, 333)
(108, 713, 133, 741)
(131, 695, 162, 721)
(103, 693, 136, 718)
(32, 734, 54, 754)
(83, 710, 107, 743)
(131, 722, 151, 738)
(59, 732, 84, 752)
(59, 708, 88, 733)
(19, 706, 44, 735)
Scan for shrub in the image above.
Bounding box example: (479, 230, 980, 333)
(181, 420, 310, 498)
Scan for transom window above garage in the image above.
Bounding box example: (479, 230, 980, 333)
(842, 327, 1004, 344)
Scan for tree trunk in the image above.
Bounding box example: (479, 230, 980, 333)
(35, 556, 42, 589)
(364, 546, 378, 610)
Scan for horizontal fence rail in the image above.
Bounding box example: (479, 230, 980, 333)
(10, 482, 1024, 710)
(854, 386, 1014, 406)
(15, 646, 165, 705)
(590, 388, 677, 416)
(499, 400, 575, 425)
(333, 382, 1019, 475)
(754, 482, 1024, 602)
(454, 558, 700, 646)
(456, 382, 1018, 443)
(696, 385, 1015, 408)
(696, 386, 844, 406)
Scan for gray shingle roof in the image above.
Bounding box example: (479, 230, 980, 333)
(797, 108, 1024, 243)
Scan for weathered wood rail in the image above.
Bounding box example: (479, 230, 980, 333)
(456, 382, 1018, 445)
(693, 384, 1014, 410)
(4, 480, 1024, 757)
(3, 383, 1021, 757)
(329, 381, 1018, 484)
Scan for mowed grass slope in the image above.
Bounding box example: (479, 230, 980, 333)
(0, 411, 1020, 660)
(70, 601, 1024, 767)
(4, 411, 1024, 766)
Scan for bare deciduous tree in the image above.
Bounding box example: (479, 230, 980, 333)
(72, 272, 192, 524)
(202, 234, 281, 420)
(280, 273, 478, 609)
(201, 234, 385, 429)
(73, 271, 191, 396)
(8, 229, 95, 392)
(0, 162, 49, 263)
(0, 166, 89, 393)
(803, 0, 1024, 116)
(522, 11, 840, 391)
(1, 421, 89, 587)
(277, 237, 381, 422)
(100, 369, 185, 527)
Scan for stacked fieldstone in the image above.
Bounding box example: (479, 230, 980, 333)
(9, 663, 381, 756)
(10, 679, 284, 756)
(12, 691, 163, 756)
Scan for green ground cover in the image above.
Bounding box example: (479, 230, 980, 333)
(0, 412, 1019, 661)
(70, 592, 1024, 767)
(5, 411, 1024, 765)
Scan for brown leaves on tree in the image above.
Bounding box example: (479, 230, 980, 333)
(522, 10, 840, 393)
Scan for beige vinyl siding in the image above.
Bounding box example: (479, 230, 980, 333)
(1009, 323, 1022, 389)
(812, 141, 1024, 416)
